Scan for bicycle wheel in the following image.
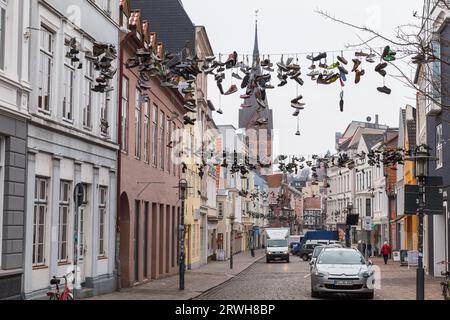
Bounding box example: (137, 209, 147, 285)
(67, 292, 74, 300)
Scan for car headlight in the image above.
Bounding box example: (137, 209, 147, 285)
(360, 270, 374, 278)
(283, 251, 288, 255)
(267, 252, 272, 254)
(315, 270, 328, 277)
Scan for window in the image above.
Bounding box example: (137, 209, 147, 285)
(152, 104, 158, 165)
(100, 94, 108, 134)
(83, 61, 93, 129)
(0, 137, 4, 267)
(121, 77, 129, 152)
(160, 110, 165, 170)
(218, 202, 224, 217)
(135, 90, 142, 159)
(97, 0, 112, 15)
(0, 0, 6, 70)
(167, 119, 171, 172)
(33, 178, 48, 266)
(436, 123, 443, 168)
(98, 186, 107, 256)
(144, 102, 150, 163)
(63, 51, 75, 121)
(38, 27, 54, 112)
(58, 181, 71, 262)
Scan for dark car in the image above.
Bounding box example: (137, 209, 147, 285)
(298, 243, 322, 261)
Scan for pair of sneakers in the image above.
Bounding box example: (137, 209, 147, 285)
(382, 46, 396, 61)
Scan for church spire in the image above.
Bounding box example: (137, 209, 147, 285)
(253, 10, 260, 63)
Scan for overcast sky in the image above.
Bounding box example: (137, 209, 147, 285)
(181, 0, 423, 157)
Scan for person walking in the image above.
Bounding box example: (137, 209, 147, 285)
(381, 241, 391, 264)
(362, 242, 366, 257)
(367, 243, 372, 257)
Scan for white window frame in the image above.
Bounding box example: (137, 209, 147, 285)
(0, 0, 6, 71)
(38, 26, 54, 113)
(33, 177, 48, 266)
(152, 104, 158, 166)
(135, 90, 142, 159)
(83, 61, 94, 130)
(160, 110, 165, 170)
(0, 137, 4, 268)
(121, 77, 129, 152)
(63, 61, 75, 121)
(58, 181, 71, 263)
(98, 186, 107, 257)
(144, 101, 150, 163)
(436, 123, 443, 169)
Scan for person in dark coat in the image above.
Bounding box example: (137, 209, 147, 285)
(362, 242, 366, 256)
(367, 243, 372, 257)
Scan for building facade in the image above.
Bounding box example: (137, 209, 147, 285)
(117, 3, 186, 288)
(0, 0, 30, 300)
(24, 0, 120, 299)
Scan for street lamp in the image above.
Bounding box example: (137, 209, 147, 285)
(228, 214, 236, 269)
(177, 179, 188, 290)
(346, 202, 353, 248)
(405, 144, 436, 301)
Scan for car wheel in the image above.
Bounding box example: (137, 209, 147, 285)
(311, 285, 320, 298)
(301, 254, 309, 261)
(364, 292, 374, 300)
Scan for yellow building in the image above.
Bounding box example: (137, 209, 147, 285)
(401, 105, 418, 250)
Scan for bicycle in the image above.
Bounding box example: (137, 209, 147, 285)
(438, 261, 450, 300)
(47, 271, 75, 300)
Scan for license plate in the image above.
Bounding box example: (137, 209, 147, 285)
(334, 280, 353, 286)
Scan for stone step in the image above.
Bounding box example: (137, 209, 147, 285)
(74, 288, 94, 299)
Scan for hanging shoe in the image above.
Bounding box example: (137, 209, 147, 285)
(307, 52, 327, 62)
(291, 102, 305, 110)
(292, 109, 300, 117)
(381, 46, 391, 59)
(355, 51, 369, 57)
(256, 98, 267, 109)
(216, 107, 223, 114)
(217, 81, 224, 95)
(293, 77, 304, 86)
(338, 65, 348, 75)
(326, 62, 340, 70)
(366, 53, 376, 63)
(232, 72, 243, 80)
(240, 93, 251, 99)
(241, 74, 250, 88)
(307, 70, 320, 77)
(291, 95, 303, 104)
(255, 117, 268, 125)
(355, 69, 365, 84)
(183, 103, 197, 113)
(377, 86, 392, 95)
(337, 56, 348, 65)
(351, 59, 362, 72)
(278, 79, 288, 87)
(183, 115, 196, 125)
(240, 103, 252, 108)
(295, 130, 301, 136)
(276, 62, 289, 72)
(224, 84, 238, 95)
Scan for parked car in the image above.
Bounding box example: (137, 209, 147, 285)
(298, 243, 322, 261)
(310, 248, 375, 299)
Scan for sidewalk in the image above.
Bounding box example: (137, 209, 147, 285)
(372, 257, 444, 300)
(87, 250, 265, 300)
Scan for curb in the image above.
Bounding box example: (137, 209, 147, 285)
(189, 255, 265, 300)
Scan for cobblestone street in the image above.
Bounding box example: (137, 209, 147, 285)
(195, 255, 444, 300)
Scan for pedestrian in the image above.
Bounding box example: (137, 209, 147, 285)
(362, 242, 366, 256)
(381, 241, 391, 264)
(367, 243, 372, 257)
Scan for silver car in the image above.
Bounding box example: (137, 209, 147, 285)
(310, 248, 375, 299)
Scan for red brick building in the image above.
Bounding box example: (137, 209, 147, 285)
(117, 2, 186, 288)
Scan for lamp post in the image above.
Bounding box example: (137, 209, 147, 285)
(405, 144, 436, 301)
(177, 179, 188, 290)
(346, 202, 353, 248)
(229, 214, 236, 269)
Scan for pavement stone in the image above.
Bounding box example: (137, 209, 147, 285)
(87, 250, 265, 300)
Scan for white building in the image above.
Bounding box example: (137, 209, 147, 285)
(23, 0, 120, 299)
(0, 0, 31, 299)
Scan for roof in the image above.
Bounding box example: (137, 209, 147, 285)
(131, 0, 196, 55)
(362, 134, 384, 150)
